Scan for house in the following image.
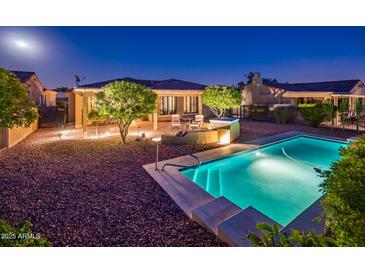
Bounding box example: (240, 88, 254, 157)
(55, 89, 76, 123)
(11, 71, 44, 105)
(73, 77, 205, 136)
(42, 89, 58, 107)
(242, 73, 365, 109)
(0, 71, 45, 148)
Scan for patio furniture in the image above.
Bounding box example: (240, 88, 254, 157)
(181, 115, 193, 130)
(171, 114, 181, 129)
(189, 114, 204, 130)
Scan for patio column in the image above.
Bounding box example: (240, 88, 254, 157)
(153, 100, 158, 131)
(198, 95, 203, 114)
(82, 93, 88, 137)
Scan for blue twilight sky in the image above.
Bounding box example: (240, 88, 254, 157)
(0, 27, 365, 89)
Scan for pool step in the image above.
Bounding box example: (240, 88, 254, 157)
(217, 206, 282, 247)
(207, 169, 222, 198)
(192, 197, 241, 235)
(194, 169, 208, 190)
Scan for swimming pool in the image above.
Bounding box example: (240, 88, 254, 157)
(181, 136, 347, 226)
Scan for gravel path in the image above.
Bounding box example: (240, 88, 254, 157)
(0, 120, 359, 246)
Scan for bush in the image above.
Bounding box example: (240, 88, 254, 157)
(298, 103, 326, 127)
(0, 218, 51, 247)
(249, 105, 270, 120)
(273, 105, 297, 124)
(319, 136, 365, 246)
(248, 223, 338, 247)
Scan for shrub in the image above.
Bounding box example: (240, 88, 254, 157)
(298, 103, 326, 127)
(202, 85, 241, 117)
(249, 105, 270, 120)
(273, 105, 297, 124)
(321, 101, 337, 129)
(0, 67, 39, 128)
(248, 223, 338, 247)
(0, 218, 51, 247)
(319, 136, 365, 246)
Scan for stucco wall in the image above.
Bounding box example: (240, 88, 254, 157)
(75, 93, 83, 128)
(44, 91, 57, 106)
(66, 92, 76, 123)
(6, 119, 38, 147)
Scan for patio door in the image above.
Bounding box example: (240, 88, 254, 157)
(185, 96, 199, 113)
(160, 96, 177, 115)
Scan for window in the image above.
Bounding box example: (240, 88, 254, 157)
(160, 96, 177, 115)
(185, 96, 199, 113)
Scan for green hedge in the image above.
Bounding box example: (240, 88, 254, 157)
(298, 103, 326, 127)
(320, 136, 365, 246)
(273, 105, 297, 124)
(248, 105, 270, 120)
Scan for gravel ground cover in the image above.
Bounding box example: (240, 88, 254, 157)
(0, 120, 360, 246)
(0, 128, 225, 246)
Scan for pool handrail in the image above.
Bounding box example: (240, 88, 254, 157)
(155, 141, 201, 171)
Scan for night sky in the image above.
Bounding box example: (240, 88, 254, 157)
(1, 27, 365, 89)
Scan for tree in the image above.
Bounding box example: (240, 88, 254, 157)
(298, 103, 326, 127)
(322, 100, 337, 130)
(94, 81, 157, 144)
(338, 98, 349, 131)
(244, 72, 278, 85)
(355, 99, 363, 132)
(202, 85, 241, 117)
(0, 68, 39, 128)
(244, 72, 256, 84)
(54, 86, 69, 92)
(319, 136, 365, 246)
(248, 223, 338, 247)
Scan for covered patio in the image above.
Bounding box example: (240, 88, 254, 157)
(73, 78, 206, 137)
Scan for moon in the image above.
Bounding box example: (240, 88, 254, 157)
(15, 39, 28, 49)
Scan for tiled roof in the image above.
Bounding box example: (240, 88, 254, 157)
(78, 77, 206, 90)
(263, 79, 361, 94)
(11, 70, 36, 83)
(150, 79, 206, 90)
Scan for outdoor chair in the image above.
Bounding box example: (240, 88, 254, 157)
(171, 114, 181, 129)
(189, 114, 204, 130)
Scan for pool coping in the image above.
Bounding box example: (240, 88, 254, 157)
(143, 131, 347, 246)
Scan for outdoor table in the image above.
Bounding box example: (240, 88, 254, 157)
(181, 117, 193, 130)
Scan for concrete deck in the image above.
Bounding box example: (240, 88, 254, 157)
(217, 206, 282, 247)
(143, 131, 343, 246)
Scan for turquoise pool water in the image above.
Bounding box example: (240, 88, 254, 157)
(181, 136, 347, 226)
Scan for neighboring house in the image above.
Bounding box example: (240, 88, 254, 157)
(42, 89, 58, 107)
(242, 73, 365, 110)
(11, 71, 44, 105)
(56, 89, 75, 123)
(73, 77, 205, 136)
(0, 70, 44, 148)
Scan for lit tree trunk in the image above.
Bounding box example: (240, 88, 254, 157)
(117, 118, 133, 144)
